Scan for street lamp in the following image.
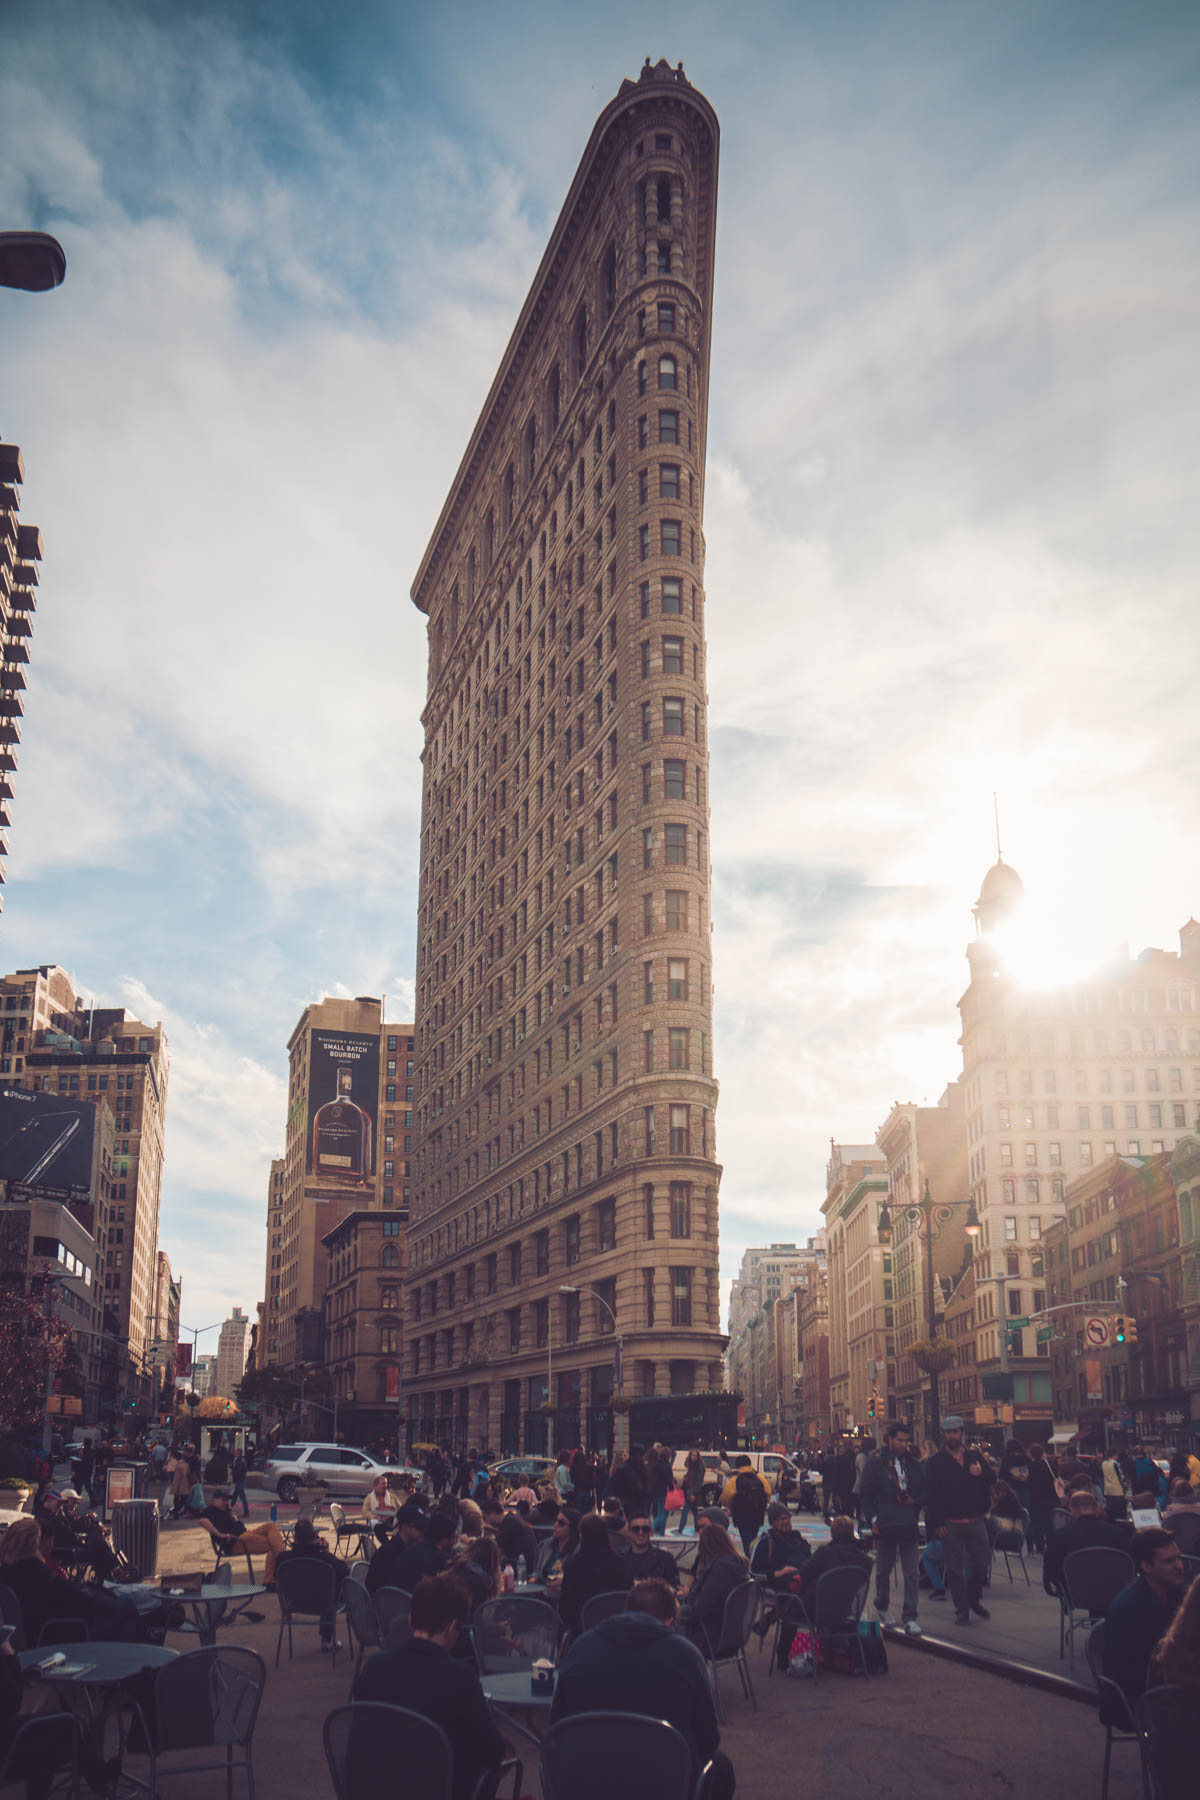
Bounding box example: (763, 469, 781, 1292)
(0, 232, 67, 293)
(559, 1284, 625, 1452)
(876, 1181, 981, 1441)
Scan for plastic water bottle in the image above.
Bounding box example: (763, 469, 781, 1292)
(516, 1554, 527, 1585)
(502, 1564, 515, 1592)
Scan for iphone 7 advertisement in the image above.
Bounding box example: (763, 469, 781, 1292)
(0, 1086, 95, 1198)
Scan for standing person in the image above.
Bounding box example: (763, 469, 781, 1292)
(570, 1449, 593, 1513)
(610, 1449, 650, 1523)
(428, 1447, 447, 1498)
(924, 1415, 994, 1627)
(77, 1439, 97, 1506)
(229, 1448, 250, 1519)
(1101, 1448, 1130, 1522)
(168, 1449, 195, 1520)
(646, 1447, 671, 1536)
(859, 1421, 925, 1637)
(205, 1439, 230, 1488)
(680, 1450, 706, 1534)
(721, 1458, 770, 1556)
(553, 1451, 574, 1507)
(1024, 1442, 1057, 1555)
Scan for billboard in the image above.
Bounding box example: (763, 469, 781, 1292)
(176, 1343, 192, 1377)
(305, 1030, 378, 1193)
(0, 1087, 95, 1200)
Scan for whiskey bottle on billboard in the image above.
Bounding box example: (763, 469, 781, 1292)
(312, 1066, 372, 1183)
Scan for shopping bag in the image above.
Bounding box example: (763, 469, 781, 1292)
(666, 1487, 686, 1512)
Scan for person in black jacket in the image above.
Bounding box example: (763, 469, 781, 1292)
(677, 1523, 750, 1655)
(621, 1511, 680, 1587)
(858, 1423, 925, 1635)
(352, 1573, 505, 1800)
(798, 1515, 872, 1611)
(924, 1417, 993, 1626)
(1102, 1529, 1186, 1718)
(1042, 1490, 1130, 1597)
(558, 1513, 634, 1638)
(274, 1519, 348, 1650)
(367, 1510, 454, 1598)
(1024, 1442, 1058, 1555)
(552, 1578, 734, 1800)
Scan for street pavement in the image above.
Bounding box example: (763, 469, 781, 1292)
(124, 1505, 1135, 1800)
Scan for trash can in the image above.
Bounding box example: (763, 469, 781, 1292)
(110, 1497, 160, 1580)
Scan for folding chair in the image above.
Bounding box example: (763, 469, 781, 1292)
(1059, 1547, 1134, 1662)
(473, 1596, 558, 1674)
(541, 1712, 703, 1800)
(580, 1590, 632, 1633)
(794, 1565, 871, 1687)
(1136, 1684, 1200, 1800)
(328, 1503, 372, 1562)
(698, 1578, 761, 1722)
(135, 1645, 265, 1800)
(324, 1702, 521, 1800)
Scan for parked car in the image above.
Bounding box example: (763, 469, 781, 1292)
(262, 1442, 426, 1504)
(487, 1456, 557, 1491)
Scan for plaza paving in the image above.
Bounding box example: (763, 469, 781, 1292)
(127, 1506, 1132, 1800)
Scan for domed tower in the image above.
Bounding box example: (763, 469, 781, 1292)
(972, 858, 1024, 936)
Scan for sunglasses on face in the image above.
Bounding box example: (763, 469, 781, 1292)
(630, 1524, 652, 1533)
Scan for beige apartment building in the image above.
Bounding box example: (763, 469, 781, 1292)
(823, 1144, 892, 1438)
(271, 995, 414, 1392)
(401, 62, 725, 1457)
(875, 1086, 969, 1436)
(0, 964, 168, 1415)
(0, 439, 41, 906)
(726, 1240, 825, 1437)
(960, 859, 1200, 1437)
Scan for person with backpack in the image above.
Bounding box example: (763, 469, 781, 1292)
(721, 1457, 770, 1555)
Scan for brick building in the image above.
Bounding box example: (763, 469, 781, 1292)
(0, 439, 41, 905)
(402, 61, 725, 1457)
(321, 1208, 406, 1449)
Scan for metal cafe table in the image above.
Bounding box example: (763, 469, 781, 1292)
(481, 1670, 556, 1747)
(18, 1641, 177, 1745)
(155, 1580, 267, 1645)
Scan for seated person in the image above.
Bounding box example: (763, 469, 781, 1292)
(1102, 1527, 1186, 1716)
(483, 1502, 537, 1578)
(552, 1578, 734, 1800)
(35, 1490, 117, 1582)
(677, 1523, 750, 1654)
(622, 1511, 680, 1587)
(447, 1536, 503, 1629)
(1162, 1480, 1200, 1555)
(352, 1573, 506, 1800)
(798, 1514, 872, 1612)
(750, 1502, 811, 1588)
(274, 1518, 348, 1651)
(558, 1513, 634, 1639)
(200, 1489, 288, 1588)
(0, 1516, 138, 1644)
(531, 1494, 561, 1526)
(505, 1478, 539, 1511)
(367, 1509, 455, 1598)
(532, 1508, 580, 1583)
(986, 1481, 1027, 1548)
(362, 1475, 399, 1543)
(1042, 1490, 1131, 1597)
(1149, 1553, 1200, 1690)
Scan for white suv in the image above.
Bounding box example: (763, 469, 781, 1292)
(263, 1443, 425, 1504)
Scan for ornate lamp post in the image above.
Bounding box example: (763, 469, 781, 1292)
(877, 1182, 981, 1442)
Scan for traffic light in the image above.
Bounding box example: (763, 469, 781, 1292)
(1114, 1315, 1126, 1345)
(1123, 1315, 1138, 1344)
(868, 1394, 876, 1419)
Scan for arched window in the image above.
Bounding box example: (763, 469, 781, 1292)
(600, 243, 616, 317)
(571, 305, 588, 383)
(659, 355, 677, 391)
(381, 1243, 399, 1268)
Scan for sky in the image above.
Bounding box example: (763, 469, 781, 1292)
(1, 0, 1198, 1336)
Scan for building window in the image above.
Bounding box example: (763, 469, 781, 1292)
(662, 577, 682, 614)
(669, 1181, 692, 1237)
(668, 959, 688, 1001)
(509, 1242, 522, 1285)
(669, 1105, 689, 1154)
(662, 635, 684, 674)
(597, 1197, 616, 1252)
(658, 301, 675, 332)
(643, 962, 655, 1004)
(659, 411, 679, 443)
(670, 1267, 692, 1326)
(663, 758, 686, 799)
(644, 1106, 656, 1155)
(669, 1027, 689, 1071)
(659, 355, 677, 390)
(660, 464, 680, 500)
(665, 889, 687, 931)
(565, 1215, 580, 1265)
(665, 823, 687, 863)
(535, 1230, 549, 1276)
(508, 1307, 521, 1352)
(661, 520, 681, 557)
(663, 697, 684, 735)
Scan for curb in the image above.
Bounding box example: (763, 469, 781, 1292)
(886, 1626, 1096, 1706)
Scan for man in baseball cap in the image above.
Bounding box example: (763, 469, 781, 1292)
(924, 1416, 993, 1625)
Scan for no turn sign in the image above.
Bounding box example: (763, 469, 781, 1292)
(1085, 1316, 1110, 1350)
